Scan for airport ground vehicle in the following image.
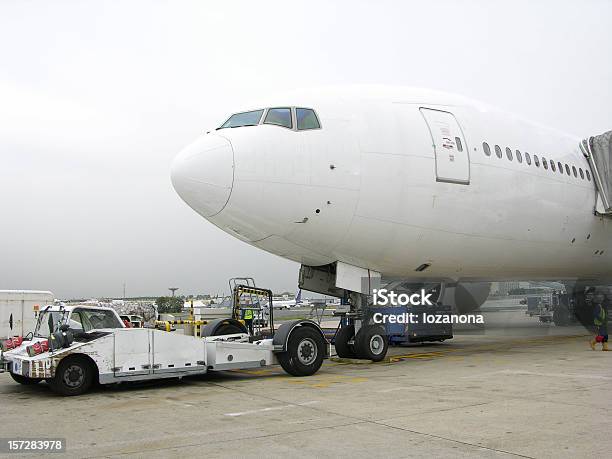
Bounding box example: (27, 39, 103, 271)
(526, 296, 544, 318)
(376, 304, 454, 344)
(0, 290, 54, 339)
(524, 295, 555, 323)
(0, 288, 328, 396)
(524, 289, 611, 327)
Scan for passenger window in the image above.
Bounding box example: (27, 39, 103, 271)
(525, 152, 531, 165)
(579, 168, 584, 179)
(516, 150, 522, 163)
(565, 164, 571, 175)
(483, 142, 491, 156)
(534, 155, 540, 167)
(495, 145, 502, 158)
(586, 170, 591, 181)
(506, 147, 513, 161)
(264, 108, 293, 129)
(542, 157, 548, 170)
(558, 162, 563, 174)
(572, 166, 577, 177)
(455, 137, 463, 152)
(296, 108, 321, 130)
(550, 161, 556, 172)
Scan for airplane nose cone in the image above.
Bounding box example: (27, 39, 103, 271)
(171, 135, 234, 217)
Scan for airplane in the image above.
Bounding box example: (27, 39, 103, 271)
(272, 289, 310, 309)
(171, 85, 612, 359)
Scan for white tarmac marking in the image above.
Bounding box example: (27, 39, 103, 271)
(224, 400, 319, 417)
(376, 387, 408, 393)
(164, 399, 196, 407)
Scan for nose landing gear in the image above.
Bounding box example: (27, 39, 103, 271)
(355, 325, 389, 361)
(334, 323, 389, 362)
(334, 324, 356, 359)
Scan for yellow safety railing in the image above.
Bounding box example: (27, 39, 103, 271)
(154, 319, 209, 334)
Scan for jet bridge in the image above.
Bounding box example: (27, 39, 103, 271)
(580, 130, 612, 215)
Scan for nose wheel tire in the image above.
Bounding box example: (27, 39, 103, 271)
(48, 356, 94, 396)
(334, 324, 357, 358)
(278, 327, 325, 376)
(354, 325, 389, 362)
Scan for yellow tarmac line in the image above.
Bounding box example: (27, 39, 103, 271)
(228, 334, 589, 378)
(331, 334, 588, 365)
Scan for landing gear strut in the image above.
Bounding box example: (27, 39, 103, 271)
(299, 262, 392, 361)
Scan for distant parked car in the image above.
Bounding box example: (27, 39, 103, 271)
(120, 314, 144, 328)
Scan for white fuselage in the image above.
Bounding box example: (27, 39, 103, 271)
(171, 86, 612, 282)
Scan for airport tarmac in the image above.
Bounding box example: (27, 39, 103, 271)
(1, 307, 610, 458)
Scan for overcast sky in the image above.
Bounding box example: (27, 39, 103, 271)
(1, 1, 611, 299)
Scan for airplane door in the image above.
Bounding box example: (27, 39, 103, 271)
(420, 108, 470, 184)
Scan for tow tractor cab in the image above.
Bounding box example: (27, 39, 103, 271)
(0, 288, 328, 396)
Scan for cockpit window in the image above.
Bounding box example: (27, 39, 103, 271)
(264, 108, 292, 129)
(219, 109, 264, 129)
(296, 108, 321, 130)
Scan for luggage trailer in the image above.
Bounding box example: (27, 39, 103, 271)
(0, 286, 329, 396)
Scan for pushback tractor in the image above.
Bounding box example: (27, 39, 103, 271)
(0, 282, 328, 396)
